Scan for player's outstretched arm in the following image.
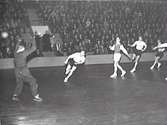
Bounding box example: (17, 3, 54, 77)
(152, 45, 158, 50)
(128, 42, 136, 48)
(158, 43, 167, 48)
(152, 43, 167, 50)
(121, 45, 131, 60)
(109, 45, 115, 51)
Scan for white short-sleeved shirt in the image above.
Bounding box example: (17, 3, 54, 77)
(133, 40, 147, 50)
(69, 52, 86, 64)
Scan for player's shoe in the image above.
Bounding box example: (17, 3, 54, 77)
(64, 78, 68, 83)
(12, 95, 20, 101)
(157, 63, 161, 69)
(33, 94, 43, 102)
(110, 74, 117, 79)
(150, 66, 154, 70)
(121, 70, 126, 77)
(130, 68, 136, 73)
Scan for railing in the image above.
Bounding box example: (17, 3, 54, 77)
(0, 52, 166, 69)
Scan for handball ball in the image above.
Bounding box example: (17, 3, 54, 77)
(1, 32, 9, 38)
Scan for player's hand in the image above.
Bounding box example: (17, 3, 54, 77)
(109, 46, 112, 50)
(127, 44, 132, 47)
(64, 61, 67, 65)
(109, 45, 114, 51)
(152, 47, 157, 50)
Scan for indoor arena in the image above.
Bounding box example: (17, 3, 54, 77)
(0, 0, 167, 125)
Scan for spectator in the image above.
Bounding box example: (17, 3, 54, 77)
(42, 30, 51, 52)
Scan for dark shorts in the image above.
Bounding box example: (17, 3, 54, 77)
(68, 58, 77, 67)
(155, 51, 164, 59)
(134, 49, 143, 56)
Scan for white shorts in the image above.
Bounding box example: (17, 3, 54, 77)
(114, 53, 121, 62)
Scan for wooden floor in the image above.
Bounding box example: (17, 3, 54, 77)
(0, 62, 167, 125)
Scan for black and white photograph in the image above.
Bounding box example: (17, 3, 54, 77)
(0, 0, 167, 124)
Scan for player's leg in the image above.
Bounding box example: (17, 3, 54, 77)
(157, 54, 163, 69)
(157, 62, 161, 69)
(110, 53, 121, 78)
(65, 64, 72, 75)
(65, 58, 74, 75)
(24, 68, 42, 102)
(12, 70, 24, 101)
(110, 61, 118, 78)
(150, 56, 158, 70)
(117, 63, 126, 77)
(64, 66, 77, 82)
(131, 48, 137, 61)
(130, 55, 141, 72)
(132, 53, 136, 61)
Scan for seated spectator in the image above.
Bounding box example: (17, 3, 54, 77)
(1, 0, 166, 57)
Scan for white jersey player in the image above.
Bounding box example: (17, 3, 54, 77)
(150, 39, 165, 70)
(129, 36, 147, 72)
(64, 51, 86, 83)
(153, 42, 167, 80)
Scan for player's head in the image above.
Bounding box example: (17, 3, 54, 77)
(157, 39, 161, 44)
(115, 37, 121, 44)
(138, 36, 142, 41)
(80, 51, 85, 56)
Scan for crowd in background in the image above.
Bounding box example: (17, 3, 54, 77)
(0, 0, 167, 58)
(38, 1, 167, 55)
(0, 0, 31, 58)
